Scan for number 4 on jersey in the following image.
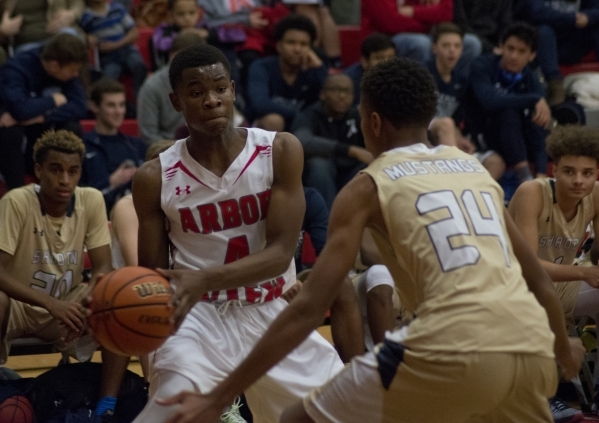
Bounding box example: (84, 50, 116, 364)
(416, 190, 510, 272)
(224, 235, 250, 264)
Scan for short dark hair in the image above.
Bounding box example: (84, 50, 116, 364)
(361, 57, 437, 129)
(500, 22, 538, 52)
(273, 14, 317, 44)
(41, 33, 88, 66)
(431, 22, 464, 44)
(33, 130, 86, 164)
(546, 125, 599, 164)
(89, 78, 125, 105)
(360, 33, 395, 60)
(170, 32, 205, 56)
(168, 44, 231, 90)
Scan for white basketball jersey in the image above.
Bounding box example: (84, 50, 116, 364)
(160, 128, 295, 304)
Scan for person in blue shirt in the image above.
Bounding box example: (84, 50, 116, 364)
(515, 0, 599, 106)
(246, 14, 328, 131)
(80, 0, 148, 96)
(0, 32, 88, 186)
(344, 33, 396, 106)
(467, 22, 550, 185)
(81, 78, 146, 215)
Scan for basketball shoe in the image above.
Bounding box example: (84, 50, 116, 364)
(220, 396, 248, 423)
(549, 397, 584, 423)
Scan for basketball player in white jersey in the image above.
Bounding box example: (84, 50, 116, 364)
(158, 57, 585, 423)
(508, 124, 599, 422)
(129, 44, 343, 423)
(0, 130, 130, 421)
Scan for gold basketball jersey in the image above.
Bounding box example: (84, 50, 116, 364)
(0, 185, 110, 300)
(534, 178, 594, 266)
(362, 144, 554, 356)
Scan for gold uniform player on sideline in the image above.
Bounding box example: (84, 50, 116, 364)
(158, 57, 586, 423)
(0, 130, 130, 421)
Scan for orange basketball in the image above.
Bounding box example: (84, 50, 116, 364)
(89, 266, 174, 356)
(0, 396, 33, 423)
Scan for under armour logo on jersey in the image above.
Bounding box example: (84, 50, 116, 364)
(175, 186, 191, 196)
(33, 227, 44, 236)
(257, 145, 272, 157)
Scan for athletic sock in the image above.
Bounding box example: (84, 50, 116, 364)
(95, 396, 117, 416)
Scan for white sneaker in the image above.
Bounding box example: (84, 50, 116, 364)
(220, 397, 247, 423)
(549, 397, 584, 423)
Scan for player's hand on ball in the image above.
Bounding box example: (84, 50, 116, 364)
(48, 297, 85, 335)
(157, 391, 224, 423)
(558, 337, 586, 380)
(157, 268, 208, 330)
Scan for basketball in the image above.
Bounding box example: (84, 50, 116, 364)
(89, 266, 174, 356)
(0, 396, 33, 423)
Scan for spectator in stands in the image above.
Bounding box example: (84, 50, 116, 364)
(515, 0, 599, 106)
(246, 14, 327, 131)
(344, 32, 396, 105)
(0, 129, 130, 421)
(132, 0, 169, 28)
(81, 0, 148, 96)
(0, 1, 22, 65)
(0, 32, 88, 183)
(197, 0, 289, 91)
(282, 0, 342, 68)
(152, 0, 209, 64)
(427, 22, 506, 181)
(362, 0, 482, 75)
(453, 0, 513, 54)
(468, 22, 550, 185)
(6, 0, 84, 54)
(138, 32, 204, 144)
(291, 73, 370, 209)
(81, 78, 146, 215)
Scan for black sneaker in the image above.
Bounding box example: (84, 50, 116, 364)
(100, 409, 116, 423)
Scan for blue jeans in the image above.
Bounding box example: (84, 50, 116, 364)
(100, 44, 148, 96)
(392, 32, 482, 75)
(536, 24, 599, 81)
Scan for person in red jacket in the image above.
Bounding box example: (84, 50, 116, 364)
(362, 0, 481, 75)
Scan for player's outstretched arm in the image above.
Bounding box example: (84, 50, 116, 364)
(0, 251, 85, 333)
(163, 133, 308, 327)
(132, 159, 170, 271)
(509, 180, 596, 283)
(157, 172, 379, 423)
(504, 210, 585, 380)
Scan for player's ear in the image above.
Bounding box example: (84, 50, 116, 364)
(34, 163, 42, 180)
(169, 92, 181, 112)
(230, 80, 236, 102)
(371, 111, 382, 138)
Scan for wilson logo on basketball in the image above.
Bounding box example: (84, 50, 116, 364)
(138, 314, 171, 325)
(133, 282, 173, 298)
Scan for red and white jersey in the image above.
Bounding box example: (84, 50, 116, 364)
(160, 128, 295, 305)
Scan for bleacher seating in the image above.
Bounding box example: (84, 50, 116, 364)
(137, 26, 154, 70)
(80, 119, 140, 137)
